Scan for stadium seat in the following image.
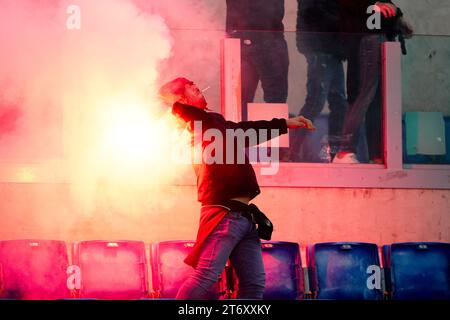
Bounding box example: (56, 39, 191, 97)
(307, 242, 383, 300)
(382, 242, 450, 300)
(261, 241, 304, 300)
(225, 241, 304, 300)
(0, 240, 69, 300)
(73, 240, 148, 299)
(150, 240, 224, 299)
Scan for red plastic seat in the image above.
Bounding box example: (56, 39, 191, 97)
(0, 240, 69, 300)
(73, 240, 148, 299)
(150, 241, 225, 299)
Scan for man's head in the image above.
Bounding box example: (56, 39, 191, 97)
(159, 77, 208, 110)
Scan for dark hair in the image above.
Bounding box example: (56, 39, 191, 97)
(158, 77, 193, 98)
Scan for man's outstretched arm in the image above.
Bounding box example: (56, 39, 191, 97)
(227, 115, 315, 131)
(226, 115, 315, 146)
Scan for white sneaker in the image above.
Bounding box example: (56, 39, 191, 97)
(332, 152, 360, 164)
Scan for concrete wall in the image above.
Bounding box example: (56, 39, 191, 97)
(395, 0, 450, 115)
(0, 183, 449, 245)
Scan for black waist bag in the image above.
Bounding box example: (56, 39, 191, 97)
(248, 204, 273, 240)
(223, 200, 274, 240)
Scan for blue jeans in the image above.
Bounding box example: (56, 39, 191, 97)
(289, 53, 347, 161)
(176, 211, 265, 300)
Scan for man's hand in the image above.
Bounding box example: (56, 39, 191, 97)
(286, 116, 316, 131)
(374, 2, 397, 18)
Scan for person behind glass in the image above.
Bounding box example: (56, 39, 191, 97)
(333, 0, 403, 164)
(226, 0, 289, 121)
(158, 77, 315, 300)
(288, 0, 348, 162)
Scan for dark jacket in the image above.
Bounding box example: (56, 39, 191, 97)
(226, 0, 285, 39)
(339, 0, 400, 36)
(171, 102, 288, 205)
(296, 0, 343, 57)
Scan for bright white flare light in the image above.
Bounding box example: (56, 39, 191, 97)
(103, 108, 154, 160)
(98, 98, 165, 168)
(86, 94, 192, 184)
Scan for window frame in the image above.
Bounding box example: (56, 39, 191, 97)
(221, 39, 450, 190)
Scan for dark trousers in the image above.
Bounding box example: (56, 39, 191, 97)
(340, 34, 385, 160)
(290, 52, 348, 162)
(240, 35, 289, 121)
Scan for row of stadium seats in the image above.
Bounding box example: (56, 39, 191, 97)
(0, 240, 449, 300)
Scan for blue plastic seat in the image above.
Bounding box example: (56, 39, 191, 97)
(0, 240, 69, 300)
(308, 242, 383, 300)
(261, 241, 304, 300)
(382, 242, 450, 300)
(150, 241, 223, 299)
(225, 241, 304, 299)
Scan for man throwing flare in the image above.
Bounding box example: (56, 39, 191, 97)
(158, 77, 314, 300)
